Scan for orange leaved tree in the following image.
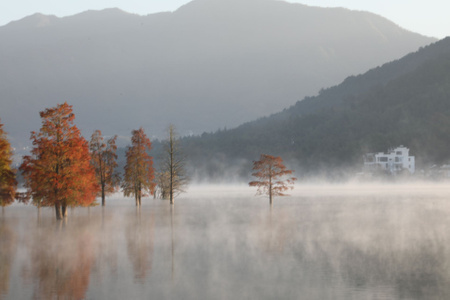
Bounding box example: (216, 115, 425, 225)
(122, 128, 155, 207)
(249, 154, 297, 205)
(0, 119, 17, 210)
(89, 130, 120, 206)
(20, 103, 99, 220)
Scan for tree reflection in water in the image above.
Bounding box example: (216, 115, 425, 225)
(22, 216, 95, 300)
(1, 187, 450, 300)
(0, 216, 17, 297)
(254, 207, 293, 254)
(126, 209, 154, 282)
(92, 207, 119, 284)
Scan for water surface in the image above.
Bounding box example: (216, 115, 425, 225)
(1, 184, 450, 299)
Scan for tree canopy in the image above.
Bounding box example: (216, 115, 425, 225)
(249, 154, 296, 205)
(122, 128, 155, 206)
(20, 103, 99, 219)
(0, 119, 17, 208)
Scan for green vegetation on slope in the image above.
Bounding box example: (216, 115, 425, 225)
(181, 37, 450, 177)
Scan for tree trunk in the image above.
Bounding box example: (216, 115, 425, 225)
(55, 202, 62, 220)
(62, 203, 68, 218)
(269, 167, 275, 206)
(101, 183, 106, 206)
(170, 128, 174, 206)
(169, 173, 174, 205)
(269, 179, 273, 206)
(37, 206, 41, 226)
(138, 183, 142, 206)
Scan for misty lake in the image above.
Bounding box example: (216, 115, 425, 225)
(1, 184, 450, 300)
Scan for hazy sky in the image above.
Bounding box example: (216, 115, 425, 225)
(1, 0, 449, 39)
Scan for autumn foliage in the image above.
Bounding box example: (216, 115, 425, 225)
(249, 154, 296, 205)
(20, 103, 99, 219)
(122, 128, 155, 206)
(0, 119, 17, 208)
(89, 130, 120, 206)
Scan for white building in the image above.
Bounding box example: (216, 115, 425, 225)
(364, 146, 415, 174)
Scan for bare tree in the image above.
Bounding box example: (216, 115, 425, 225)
(158, 125, 188, 205)
(155, 170, 170, 200)
(89, 130, 120, 206)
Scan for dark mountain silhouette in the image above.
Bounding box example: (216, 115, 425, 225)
(180, 37, 450, 179)
(0, 0, 434, 148)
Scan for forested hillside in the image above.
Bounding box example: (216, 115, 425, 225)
(179, 37, 450, 179)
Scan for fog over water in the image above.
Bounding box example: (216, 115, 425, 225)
(1, 184, 450, 299)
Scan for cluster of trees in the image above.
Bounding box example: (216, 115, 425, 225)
(0, 102, 299, 220)
(0, 103, 188, 220)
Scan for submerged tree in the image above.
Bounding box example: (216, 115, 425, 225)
(155, 170, 170, 200)
(0, 119, 17, 210)
(158, 125, 188, 205)
(249, 154, 296, 205)
(20, 103, 99, 220)
(89, 130, 120, 206)
(122, 128, 155, 206)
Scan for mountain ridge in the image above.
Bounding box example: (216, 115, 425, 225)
(0, 0, 435, 148)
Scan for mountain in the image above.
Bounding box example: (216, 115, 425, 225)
(0, 0, 435, 148)
(180, 37, 450, 179)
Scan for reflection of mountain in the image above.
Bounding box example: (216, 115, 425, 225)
(0, 0, 434, 146)
(23, 228, 95, 300)
(0, 218, 16, 296)
(126, 211, 155, 282)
